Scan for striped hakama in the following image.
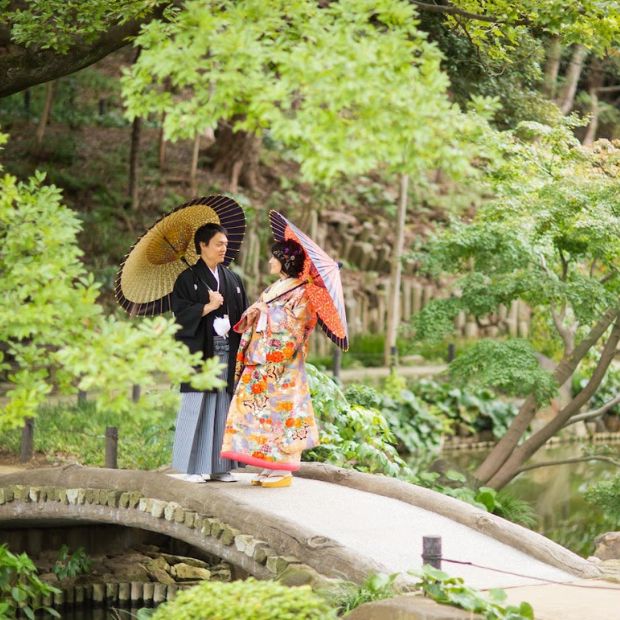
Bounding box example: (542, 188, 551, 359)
(172, 337, 238, 475)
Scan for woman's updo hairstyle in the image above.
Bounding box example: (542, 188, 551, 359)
(271, 239, 306, 278)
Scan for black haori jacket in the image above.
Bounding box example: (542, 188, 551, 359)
(171, 259, 248, 394)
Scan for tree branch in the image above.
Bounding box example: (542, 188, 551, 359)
(597, 85, 620, 93)
(564, 394, 620, 426)
(517, 455, 620, 475)
(486, 313, 620, 488)
(0, 7, 168, 97)
(476, 305, 620, 484)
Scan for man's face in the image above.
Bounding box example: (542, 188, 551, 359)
(201, 232, 228, 266)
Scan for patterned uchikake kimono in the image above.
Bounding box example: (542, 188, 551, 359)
(220, 276, 320, 471)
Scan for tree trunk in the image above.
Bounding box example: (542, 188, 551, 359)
(475, 305, 620, 484)
(190, 133, 201, 196)
(557, 44, 587, 115)
(128, 116, 142, 209)
(36, 81, 55, 144)
(486, 314, 620, 489)
(212, 124, 261, 192)
(384, 173, 409, 367)
(23, 89, 31, 115)
(542, 35, 562, 99)
(583, 57, 604, 147)
(159, 113, 167, 170)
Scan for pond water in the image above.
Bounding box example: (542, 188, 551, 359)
(446, 442, 620, 557)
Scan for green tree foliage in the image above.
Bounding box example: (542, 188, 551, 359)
(413, 124, 620, 489)
(2, 0, 166, 53)
(585, 473, 620, 520)
(0, 132, 223, 430)
(150, 578, 337, 620)
(123, 0, 495, 181)
(430, 0, 620, 58)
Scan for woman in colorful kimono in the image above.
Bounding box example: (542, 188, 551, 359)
(220, 239, 319, 488)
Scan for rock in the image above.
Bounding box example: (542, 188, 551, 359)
(172, 563, 211, 581)
(151, 553, 210, 570)
(0, 488, 14, 504)
(164, 502, 183, 521)
(594, 532, 620, 560)
(146, 567, 176, 586)
(234, 534, 254, 553)
(143, 556, 175, 583)
(39, 572, 60, 585)
(599, 558, 620, 583)
(277, 564, 340, 591)
(266, 555, 298, 575)
(252, 543, 275, 564)
(150, 499, 167, 518)
(102, 557, 150, 582)
(346, 594, 480, 619)
(218, 525, 241, 545)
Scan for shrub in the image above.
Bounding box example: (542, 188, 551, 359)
(306, 365, 411, 478)
(151, 578, 337, 620)
(585, 474, 620, 520)
(0, 544, 59, 619)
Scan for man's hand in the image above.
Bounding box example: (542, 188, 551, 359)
(202, 291, 224, 316)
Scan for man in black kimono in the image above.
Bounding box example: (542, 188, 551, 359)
(170, 223, 248, 482)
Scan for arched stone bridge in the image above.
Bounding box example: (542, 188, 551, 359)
(0, 463, 601, 592)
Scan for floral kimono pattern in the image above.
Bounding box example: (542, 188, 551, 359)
(220, 277, 319, 471)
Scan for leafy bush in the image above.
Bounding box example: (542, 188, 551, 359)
(585, 474, 620, 520)
(52, 546, 91, 581)
(0, 544, 60, 619)
(409, 379, 518, 439)
(323, 572, 400, 615)
(411, 565, 534, 620)
(345, 379, 448, 455)
(306, 365, 411, 478)
(150, 578, 337, 620)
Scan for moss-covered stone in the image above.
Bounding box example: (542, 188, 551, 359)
(164, 501, 182, 521)
(234, 534, 255, 553)
(253, 543, 275, 564)
(218, 525, 241, 546)
(0, 487, 14, 504)
(266, 555, 299, 575)
(150, 499, 167, 518)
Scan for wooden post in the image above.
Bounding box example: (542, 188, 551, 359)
(132, 384, 141, 402)
(422, 535, 442, 569)
(105, 426, 118, 469)
(20, 417, 34, 463)
(447, 344, 456, 362)
(190, 132, 200, 195)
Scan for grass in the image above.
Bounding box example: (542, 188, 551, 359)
(0, 401, 177, 470)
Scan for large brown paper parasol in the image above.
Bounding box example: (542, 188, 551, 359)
(115, 195, 245, 316)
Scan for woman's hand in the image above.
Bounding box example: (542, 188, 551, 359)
(234, 301, 268, 331)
